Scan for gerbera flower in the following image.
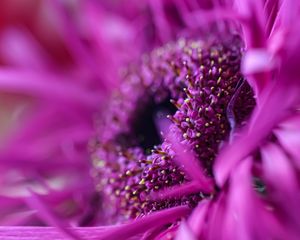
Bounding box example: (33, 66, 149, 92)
(1, 0, 300, 240)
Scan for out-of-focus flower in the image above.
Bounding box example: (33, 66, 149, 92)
(1, 0, 300, 240)
(0, 0, 133, 229)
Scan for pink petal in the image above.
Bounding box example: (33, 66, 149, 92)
(100, 206, 190, 240)
(235, 0, 266, 48)
(0, 28, 51, 70)
(187, 199, 211, 238)
(175, 221, 197, 240)
(151, 181, 210, 201)
(148, 0, 171, 43)
(0, 69, 102, 108)
(242, 49, 274, 75)
(25, 191, 82, 240)
(261, 143, 300, 233)
(49, 0, 118, 91)
(167, 129, 214, 192)
(264, 0, 280, 35)
(226, 157, 288, 239)
(206, 190, 235, 240)
(0, 226, 108, 240)
(215, 83, 298, 186)
(275, 114, 300, 168)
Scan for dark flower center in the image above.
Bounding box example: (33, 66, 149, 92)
(92, 36, 255, 223)
(116, 98, 176, 153)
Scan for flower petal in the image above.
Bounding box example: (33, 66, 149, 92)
(0, 226, 108, 240)
(215, 82, 298, 185)
(100, 206, 190, 240)
(275, 114, 300, 168)
(261, 143, 300, 234)
(151, 181, 210, 201)
(25, 191, 82, 240)
(167, 128, 214, 192)
(175, 221, 197, 240)
(187, 199, 211, 239)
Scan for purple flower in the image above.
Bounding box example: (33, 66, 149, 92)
(1, 0, 300, 240)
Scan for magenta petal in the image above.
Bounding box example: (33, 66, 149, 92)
(0, 69, 102, 108)
(187, 200, 210, 239)
(0, 226, 108, 240)
(153, 226, 178, 240)
(148, 0, 171, 43)
(264, 0, 280, 35)
(206, 190, 233, 240)
(214, 83, 298, 186)
(0, 28, 50, 70)
(0, 210, 35, 226)
(279, 0, 300, 28)
(261, 143, 300, 234)
(167, 130, 214, 192)
(151, 181, 210, 201)
(236, 0, 266, 48)
(275, 115, 300, 168)
(0, 151, 87, 171)
(100, 206, 191, 240)
(242, 49, 274, 75)
(49, 0, 119, 92)
(25, 191, 82, 240)
(175, 221, 197, 240)
(225, 158, 281, 239)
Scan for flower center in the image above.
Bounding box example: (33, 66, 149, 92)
(92, 36, 255, 223)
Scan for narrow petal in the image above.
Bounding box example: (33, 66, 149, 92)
(206, 191, 230, 240)
(168, 129, 214, 192)
(100, 206, 190, 240)
(215, 83, 298, 185)
(151, 181, 209, 201)
(235, 0, 266, 48)
(148, 0, 171, 43)
(0, 69, 101, 108)
(25, 191, 82, 240)
(261, 143, 300, 234)
(175, 221, 197, 240)
(49, 0, 118, 91)
(264, 0, 280, 35)
(242, 49, 274, 75)
(0, 28, 51, 70)
(226, 156, 299, 240)
(187, 199, 211, 239)
(0, 226, 108, 240)
(275, 114, 300, 168)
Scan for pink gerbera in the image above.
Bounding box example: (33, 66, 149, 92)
(0, 0, 300, 240)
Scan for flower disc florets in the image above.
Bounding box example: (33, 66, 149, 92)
(92, 36, 255, 223)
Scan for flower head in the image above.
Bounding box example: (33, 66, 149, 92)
(93, 36, 255, 223)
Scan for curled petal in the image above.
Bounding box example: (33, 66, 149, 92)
(215, 81, 299, 185)
(175, 221, 197, 240)
(275, 114, 300, 168)
(242, 49, 274, 75)
(261, 143, 300, 233)
(226, 158, 285, 239)
(187, 199, 211, 239)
